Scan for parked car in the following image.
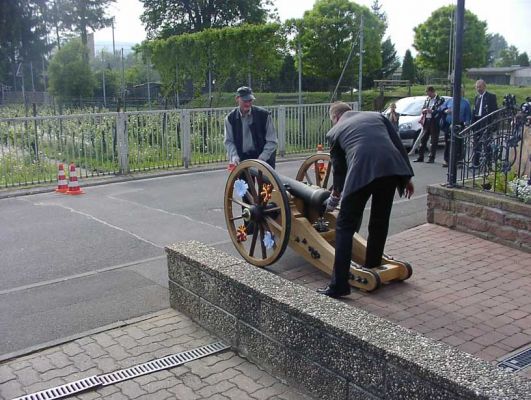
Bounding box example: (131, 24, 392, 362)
(383, 95, 450, 149)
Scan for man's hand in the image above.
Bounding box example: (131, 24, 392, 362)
(325, 193, 340, 213)
(405, 181, 414, 199)
(231, 156, 240, 165)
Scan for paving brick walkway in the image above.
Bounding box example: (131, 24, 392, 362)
(0, 310, 312, 400)
(1, 223, 529, 400)
(276, 223, 531, 378)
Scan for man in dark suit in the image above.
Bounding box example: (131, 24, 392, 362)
(472, 80, 498, 168)
(317, 102, 415, 298)
(415, 86, 445, 164)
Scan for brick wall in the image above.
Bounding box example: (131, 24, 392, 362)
(427, 185, 531, 253)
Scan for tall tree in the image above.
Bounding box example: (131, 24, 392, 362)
(413, 5, 488, 72)
(496, 45, 520, 67)
(58, 0, 115, 59)
(401, 49, 415, 83)
(372, 38, 399, 80)
(516, 52, 530, 67)
(486, 33, 508, 66)
(293, 0, 385, 91)
(0, 0, 49, 89)
(48, 38, 96, 101)
(139, 0, 277, 38)
(370, 0, 387, 31)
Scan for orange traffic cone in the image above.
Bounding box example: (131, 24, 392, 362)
(55, 163, 68, 193)
(66, 163, 84, 195)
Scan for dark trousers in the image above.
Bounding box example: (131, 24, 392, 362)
(330, 176, 399, 290)
(418, 119, 440, 161)
(443, 128, 464, 163)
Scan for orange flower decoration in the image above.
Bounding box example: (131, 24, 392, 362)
(261, 184, 273, 203)
(236, 225, 247, 242)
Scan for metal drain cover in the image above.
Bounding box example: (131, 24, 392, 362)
(13, 341, 229, 400)
(497, 345, 531, 372)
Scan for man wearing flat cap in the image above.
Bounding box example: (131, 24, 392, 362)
(224, 86, 277, 168)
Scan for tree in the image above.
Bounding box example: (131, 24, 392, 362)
(486, 33, 507, 65)
(516, 52, 530, 67)
(139, 0, 277, 38)
(401, 50, 416, 83)
(373, 38, 399, 80)
(0, 0, 49, 90)
(292, 0, 385, 91)
(48, 39, 96, 101)
(56, 0, 115, 59)
(496, 45, 520, 67)
(413, 5, 488, 72)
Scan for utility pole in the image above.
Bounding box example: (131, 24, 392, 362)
(358, 14, 364, 109)
(448, 0, 465, 187)
(102, 49, 107, 108)
(121, 48, 125, 109)
(147, 54, 152, 109)
(112, 18, 116, 56)
(298, 40, 302, 104)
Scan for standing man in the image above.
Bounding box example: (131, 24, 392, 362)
(317, 102, 414, 298)
(414, 86, 445, 164)
(224, 86, 277, 168)
(472, 79, 498, 168)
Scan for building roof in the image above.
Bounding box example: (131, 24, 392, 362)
(466, 66, 530, 75)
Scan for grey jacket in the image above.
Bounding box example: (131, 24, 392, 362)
(326, 111, 414, 198)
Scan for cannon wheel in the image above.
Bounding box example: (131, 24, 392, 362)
(224, 159, 291, 267)
(295, 153, 333, 189)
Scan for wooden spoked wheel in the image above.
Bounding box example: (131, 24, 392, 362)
(224, 159, 291, 267)
(295, 153, 333, 189)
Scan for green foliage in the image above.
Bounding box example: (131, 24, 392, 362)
(290, 0, 385, 90)
(48, 39, 96, 100)
(496, 46, 520, 67)
(413, 5, 488, 73)
(487, 33, 508, 66)
(139, 0, 277, 39)
(401, 50, 416, 83)
(517, 52, 530, 67)
(146, 24, 285, 98)
(0, 0, 49, 89)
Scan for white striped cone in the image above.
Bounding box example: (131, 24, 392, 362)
(66, 163, 84, 195)
(55, 163, 68, 193)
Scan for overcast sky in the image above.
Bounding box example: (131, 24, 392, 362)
(94, 0, 531, 59)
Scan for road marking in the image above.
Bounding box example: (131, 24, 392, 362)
(0, 255, 167, 296)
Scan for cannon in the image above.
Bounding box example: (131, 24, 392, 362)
(223, 154, 412, 292)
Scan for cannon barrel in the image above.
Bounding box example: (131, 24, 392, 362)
(281, 175, 331, 212)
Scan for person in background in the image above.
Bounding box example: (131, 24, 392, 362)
(441, 87, 472, 168)
(317, 102, 414, 299)
(472, 80, 498, 168)
(386, 102, 400, 132)
(224, 86, 277, 168)
(414, 86, 445, 164)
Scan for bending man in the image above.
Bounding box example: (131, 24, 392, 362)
(318, 102, 414, 298)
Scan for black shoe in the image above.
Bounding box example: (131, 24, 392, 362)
(442, 162, 448, 168)
(413, 158, 424, 163)
(426, 159, 435, 164)
(316, 285, 351, 298)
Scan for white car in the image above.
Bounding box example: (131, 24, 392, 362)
(383, 95, 450, 149)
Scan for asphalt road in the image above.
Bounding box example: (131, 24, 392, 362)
(0, 156, 449, 359)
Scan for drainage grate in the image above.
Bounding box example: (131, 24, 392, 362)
(98, 341, 229, 385)
(13, 341, 229, 400)
(497, 346, 531, 372)
(12, 376, 101, 400)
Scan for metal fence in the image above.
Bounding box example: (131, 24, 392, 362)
(0, 102, 357, 188)
(449, 96, 531, 202)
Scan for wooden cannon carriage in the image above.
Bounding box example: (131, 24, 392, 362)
(223, 154, 412, 292)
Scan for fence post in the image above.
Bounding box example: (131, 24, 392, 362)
(181, 109, 191, 168)
(278, 105, 286, 157)
(116, 111, 129, 174)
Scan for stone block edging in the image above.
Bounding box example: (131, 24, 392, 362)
(166, 241, 530, 400)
